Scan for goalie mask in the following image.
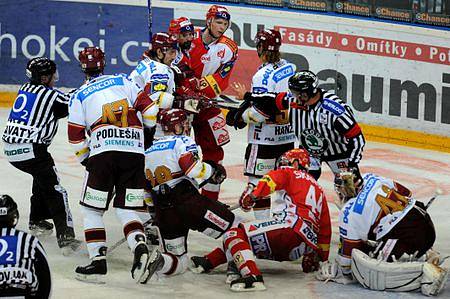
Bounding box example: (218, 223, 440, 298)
(158, 109, 190, 136)
(276, 148, 310, 171)
(334, 171, 362, 209)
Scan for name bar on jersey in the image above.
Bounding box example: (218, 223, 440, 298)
(78, 77, 124, 101)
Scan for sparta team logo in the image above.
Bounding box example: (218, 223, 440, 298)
(300, 129, 329, 155)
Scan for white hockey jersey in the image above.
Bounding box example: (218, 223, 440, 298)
(247, 59, 296, 145)
(145, 135, 213, 190)
(129, 58, 175, 94)
(337, 173, 416, 269)
(68, 74, 158, 160)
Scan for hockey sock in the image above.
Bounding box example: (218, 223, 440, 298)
(115, 208, 145, 251)
(205, 247, 227, 268)
(202, 184, 220, 200)
(223, 227, 261, 277)
(81, 206, 106, 259)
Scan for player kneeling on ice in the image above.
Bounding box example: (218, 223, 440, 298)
(140, 109, 236, 282)
(316, 171, 448, 296)
(191, 149, 332, 292)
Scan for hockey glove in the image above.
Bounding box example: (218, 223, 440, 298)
(225, 108, 247, 129)
(204, 161, 227, 185)
(239, 183, 256, 212)
(302, 250, 321, 273)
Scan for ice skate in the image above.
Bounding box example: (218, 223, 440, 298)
(230, 275, 266, 292)
(131, 240, 150, 284)
(29, 220, 54, 237)
(58, 233, 83, 256)
(226, 260, 241, 284)
(75, 247, 107, 284)
(190, 256, 213, 274)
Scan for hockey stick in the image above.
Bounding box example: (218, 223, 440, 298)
(425, 188, 443, 210)
(147, 0, 152, 42)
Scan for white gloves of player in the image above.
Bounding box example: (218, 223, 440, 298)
(315, 260, 356, 285)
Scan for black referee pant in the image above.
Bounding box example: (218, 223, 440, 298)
(10, 144, 75, 242)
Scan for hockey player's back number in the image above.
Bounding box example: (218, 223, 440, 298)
(101, 99, 129, 127)
(145, 165, 173, 187)
(375, 184, 411, 215)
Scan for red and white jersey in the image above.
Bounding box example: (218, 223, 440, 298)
(251, 167, 331, 260)
(337, 173, 415, 271)
(68, 74, 157, 161)
(247, 59, 297, 145)
(129, 58, 175, 94)
(144, 135, 214, 190)
(189, 31, 238, 98)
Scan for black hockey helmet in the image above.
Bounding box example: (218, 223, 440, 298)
(0, 194, 19, 228)
(26, 57, 57, 84)
(288, 70, 319, 99)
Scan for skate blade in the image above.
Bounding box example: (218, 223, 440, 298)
(75, 273, 106, 284)
(226, 274, 241, 284)
(141, 248, 163, 283)
(230, 282, 266, 292)
(134, 253, 150, 284)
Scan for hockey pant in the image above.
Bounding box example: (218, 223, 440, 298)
(153, 180, 236, 275)
(81, 205, 146, 259)
(192, 107, 229, 200)
(9, 144, 74, 242)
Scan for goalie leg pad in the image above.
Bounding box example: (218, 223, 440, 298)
(351, 249, 423, 292)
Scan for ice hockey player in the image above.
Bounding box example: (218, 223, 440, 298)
(2, 57, 81, 254)
(69, 46, 157, 283)
(168, 17, 194, 67)
(187, 4, 238, 200)
(227, 28, 296, 220)
(316, 170, 448, 296)
(0, 194, 52, 298)
(191, 148, 331, 292)
(140, 108, 236, 282)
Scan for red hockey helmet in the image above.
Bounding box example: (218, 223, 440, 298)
(276, 148, 310, 171)
(169, 17, 194, 35)
(78, 46, 105, 74)
(158, 109, 189, 135)
(150, 32, 179, 52)
(206, 5, 231, 23)
(254, 29, 282, 52)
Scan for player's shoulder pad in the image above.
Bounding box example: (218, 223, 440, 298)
(271, 63, 296, 84)
(217, 35, 238, 53)
(322, 93, 346, 116)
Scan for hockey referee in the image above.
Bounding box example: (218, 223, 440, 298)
(0, 194, 52, 298)
(229, 70, 365, 183)
(2, 57, 81, 255)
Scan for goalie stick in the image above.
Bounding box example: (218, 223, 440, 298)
(425, 188, 443, 210)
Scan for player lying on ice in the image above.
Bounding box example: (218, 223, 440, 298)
(316, 170, 448, 296)
(190, 148, 332, 292)
(139, 108, 237, 283)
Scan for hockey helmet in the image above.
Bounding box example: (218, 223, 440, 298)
(206, 5, 231, 23)
(334, 170, 361, 209)
(150, 32, 179, 53)
(276, 148, 310, 171)
(288, 70, 319, 109)
(254, 29, 282, 52)
(169, 17, 194, 35)
(26, 57, 57, 84)
(78, 46, 105, 74)
(158, 108, 190, 135)
(0, 194, 19, 228)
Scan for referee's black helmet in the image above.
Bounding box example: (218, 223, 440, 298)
(26, 57, 57, 84)
(0, 194, 19, 228)
(288, 70, 319, 99)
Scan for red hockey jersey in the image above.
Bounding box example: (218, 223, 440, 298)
(252, 167, 332, 260)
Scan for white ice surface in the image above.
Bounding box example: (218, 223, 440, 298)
(0, 108, 449, 298)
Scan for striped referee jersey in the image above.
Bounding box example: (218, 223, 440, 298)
(249, 89, 365, 164)
(0, 227, 51, 297)
(2, 82, 69, 145)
